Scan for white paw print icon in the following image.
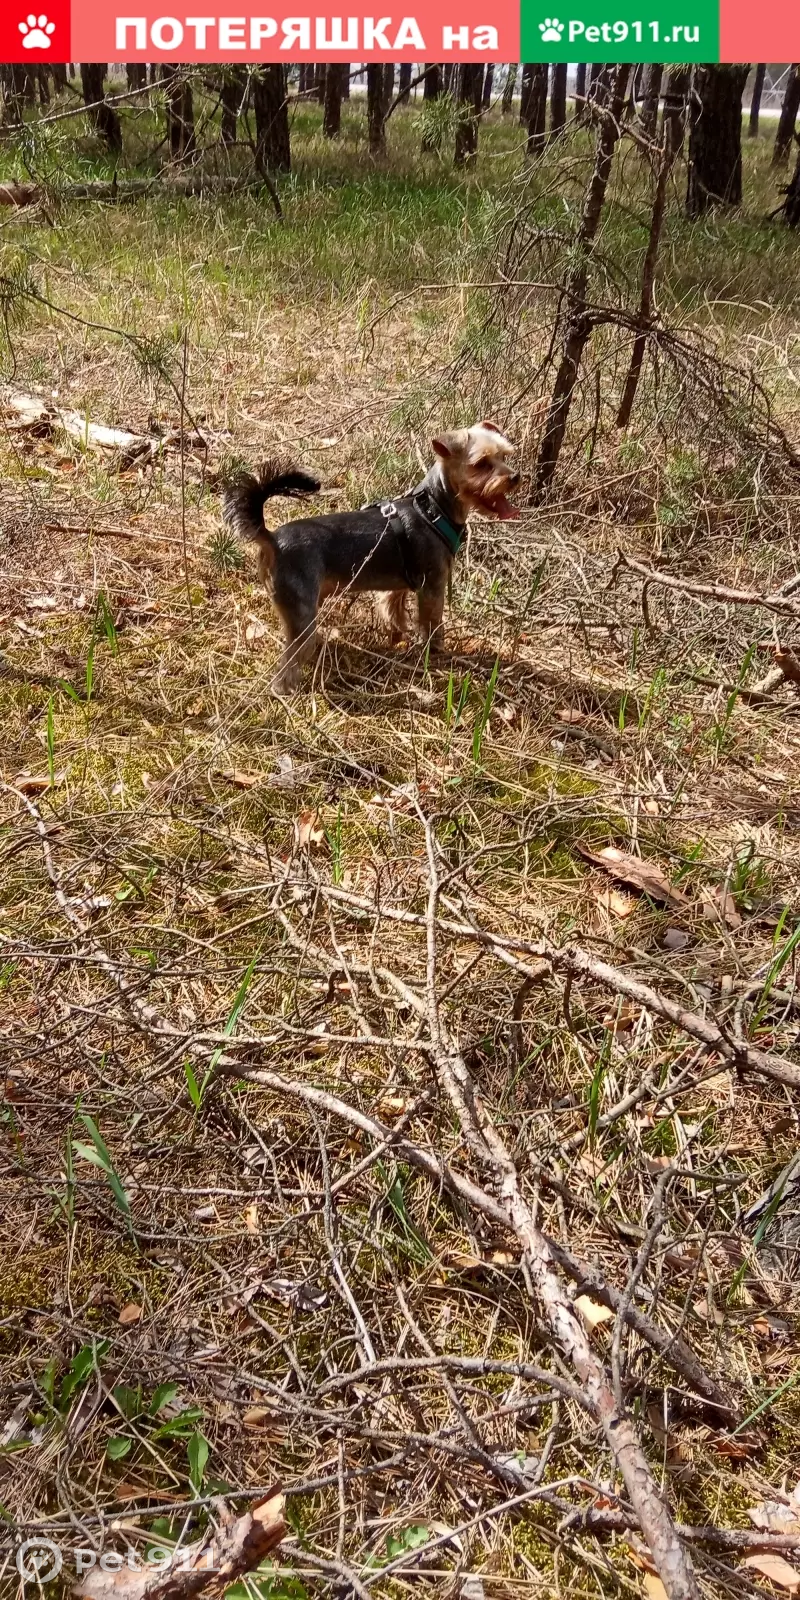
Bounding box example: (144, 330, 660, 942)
(539, 16, 564, 39)
(19, 13, 56, 48)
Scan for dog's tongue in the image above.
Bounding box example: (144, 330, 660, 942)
(494, 495, 520, 521)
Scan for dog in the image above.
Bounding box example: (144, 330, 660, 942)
(222, 422, 520, 692)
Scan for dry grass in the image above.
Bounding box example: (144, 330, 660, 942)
(1, 87, 800, 1600)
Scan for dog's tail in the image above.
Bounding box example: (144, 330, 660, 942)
(222, 458, 321, 543)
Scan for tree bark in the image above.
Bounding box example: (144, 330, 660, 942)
(525, 64, 548, 155)
(778, 141, 800, 225)
(501, 63, 517, 114)
(382, 63, 395, 112)
(748, 62, 766, 137)
(220, 67, 245, 144)
(662, 63, 690, 156)
(165, 67, 195, 162)
(398, 63, 412, 103)
(454, 64, 483, 165)
(535, 65, 631, 494)
(323, 61, 345, 136)
(52, 62, 68, 93)
(126, 64, 146, 91)
(550, 61, 567, 136)
(772, 64, 800, 167)
(80, 64, 122, 154)
(423, 64, 441, 101)
(519, 62, 533, 124)
(686, 64, 749, 216)
(443, 64, 455, 94)
(253, 65, 290, 173)
(639, 62, 663, 139)
(367, 64, 386, 154)
(617, 68, 687, 427)
(575, 63, 587, 108)
(314, 65, 326, 105)
(482, 64, 495, 108)
(342, 67, 350, 100)
(37, 67, 50, 106)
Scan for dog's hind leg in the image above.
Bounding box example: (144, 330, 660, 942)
(416, 584, 446, 652)
(375, 589, 412, 645)
(271, 602, 320, 693)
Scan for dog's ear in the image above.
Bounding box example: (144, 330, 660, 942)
(432, 434, 454, 458)
(478, 419, 503, 435)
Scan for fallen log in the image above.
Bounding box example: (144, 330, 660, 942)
(1, 387, 210, 469)
(73, 1490, 285, 1599)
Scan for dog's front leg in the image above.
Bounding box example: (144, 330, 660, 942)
(416, 584, 446, 651)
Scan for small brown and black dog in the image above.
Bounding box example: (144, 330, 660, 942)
(223, 423, 520, 692)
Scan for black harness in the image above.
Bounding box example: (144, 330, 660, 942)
(366, 487, 466, 591)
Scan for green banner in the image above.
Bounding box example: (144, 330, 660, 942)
(521, 0, 719, 61)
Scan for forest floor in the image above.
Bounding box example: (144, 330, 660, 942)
(1, 90, 800, 1600)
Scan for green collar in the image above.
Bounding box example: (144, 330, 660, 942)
(413, 487, 465, 556)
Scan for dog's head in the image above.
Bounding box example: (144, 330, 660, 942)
(432, 422, 521, 520)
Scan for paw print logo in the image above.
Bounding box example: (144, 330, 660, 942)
(19, 13, 56, 48)
(539, 16, 564, 39)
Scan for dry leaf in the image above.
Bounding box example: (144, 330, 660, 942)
(219, 768, 262, 790)
(12, 773, 56, 794)
(243, 1202, 259, 1235)
(294, 809, 326, 850)
(742, 1554, 800, 1591)
(597, 887, 636, 919)
(643, 798, 660, 817)
(245, 616, 270, 644)
(577, 844, 690, 913)
(243, 1406, 270, 1427)
(575, 1294, 614, 1327)
(118, 1303, 142, 1326)
(557, 708, 584, 724)
(643, 1574, 669, 1600)
(714, 1431, 759, 1459)
(663, 927, 690, 952)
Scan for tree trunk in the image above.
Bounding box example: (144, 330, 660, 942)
(52, 63, 68, 93)
(398, 64, 412, 104)
(314, 65, 326, 105)
(550, 62, 567, 136)
(662, 63, 690, 156)
(298, 65, 312, 94)
(382, 63, 395, 113)
(778, 140, 800, 225)
(367, 64, 386, 154)
(748, 63, 766, 136)
(165, 67, 195, 162)
(254, 65, 290, 173)
(454, 64, 483, 165)
(639, 62, 663, 139)
(525, 64, 548, 155)
(686, 64, 749, 216)
(519, 63, 533, 125)
(37, 67, 50, 106)
(443, 64, 455, 94)
(220, 67, 245, 144)
(772, 64, 800, 167)
(126, 64, 146, 91)
(482, 64, 494, 108)
(342, 67, 350, 100)
(587, 63, 613, 109)
(423, 64, 441, 101)
(323, 61, 345, 136)
(617, 68, 687, 427)
(1, 65, 27, 124)
(575, 63, 587, 108)
(501, 63, 517, 114)
(80, 63, 122, 153)
(535, 65, 631, 494)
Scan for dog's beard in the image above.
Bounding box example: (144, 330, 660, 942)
(467, 471, 520, 520)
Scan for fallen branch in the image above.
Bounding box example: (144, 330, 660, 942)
(612, 551, 800, 619)
(416, 814, 699, 1600)
(2, 387, 211, 468)
(285, 879, 800, 1091)
(73, 1490, 285, 1599)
